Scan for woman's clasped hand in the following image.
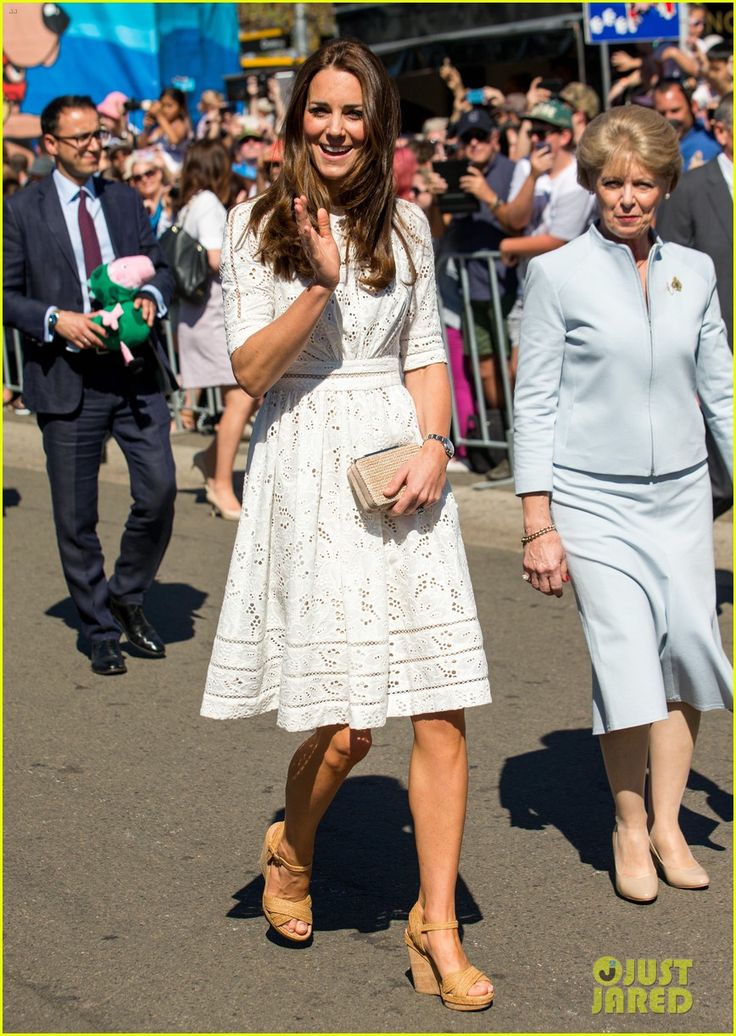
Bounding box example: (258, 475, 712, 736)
(521, 526, 569, 597)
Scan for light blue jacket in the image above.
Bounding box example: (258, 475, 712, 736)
(513, 223, 733, 493)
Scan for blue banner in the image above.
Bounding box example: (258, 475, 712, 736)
(4, 3, 240, 138)
(584, 3, 682, 43)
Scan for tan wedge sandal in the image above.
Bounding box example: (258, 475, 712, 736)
(259, 821, 313, 942)
(403, 901, 494, 1011)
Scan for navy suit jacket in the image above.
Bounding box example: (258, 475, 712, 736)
(656, 158, 733, 349)
(3, 174, 176, 414)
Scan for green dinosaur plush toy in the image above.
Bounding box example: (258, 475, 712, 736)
(88, 255, 157, 373)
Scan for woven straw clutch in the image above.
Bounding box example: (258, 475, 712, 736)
(347, 443, 421, 512)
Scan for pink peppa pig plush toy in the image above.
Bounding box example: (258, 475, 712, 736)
(87, 255, 158, 373)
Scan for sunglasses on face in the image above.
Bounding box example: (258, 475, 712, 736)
(51, 129, 111, 149)
(529, 124, 562, 140)
(131, 168, 159, 183)
(460, 130, 491, 145)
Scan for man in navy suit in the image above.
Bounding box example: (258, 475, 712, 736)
(3, 95, 177, 675)
(657, 91, 733, 518)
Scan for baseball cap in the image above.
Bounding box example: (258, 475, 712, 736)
(200, 89, 226, 108)
(97, 91, 129, 120)
(237, 115, 265, 140)
(559, 82, 601, 121)
(455, 107, 495, 140)
(528, 98, 574, 131)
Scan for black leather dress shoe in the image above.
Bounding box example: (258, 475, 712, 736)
(109, 598, 166, 657)
(91, 638, 127, 675)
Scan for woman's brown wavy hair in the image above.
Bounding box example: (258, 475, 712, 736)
(178, 139, 231, 210)
(242, 38, 411, 290)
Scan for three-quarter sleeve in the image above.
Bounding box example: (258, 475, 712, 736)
(696, 263, 733, 480)
(220, 203, 275, 357)
(513, 259, 567, 494)
(399, 206, 447, 372)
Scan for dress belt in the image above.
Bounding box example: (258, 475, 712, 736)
(271, 357, 403, 393)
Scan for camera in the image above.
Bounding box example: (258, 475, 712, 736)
(123, 98, 153, 113)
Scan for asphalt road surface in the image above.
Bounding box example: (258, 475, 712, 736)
(3, 420, 732, 1033)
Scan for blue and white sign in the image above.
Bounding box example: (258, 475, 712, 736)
(584, 3, 681, 43)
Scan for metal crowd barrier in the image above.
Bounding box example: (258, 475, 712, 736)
(435, 249, 514, 491)
(161, 317, 223, 432)
(3, 320, 223, 432)
(2, 326, 25, 395)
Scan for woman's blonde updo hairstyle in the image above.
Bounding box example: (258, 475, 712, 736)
(577, 105, 682, 193)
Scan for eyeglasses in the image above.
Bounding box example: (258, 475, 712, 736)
(131, 168, 159, 183)
(460, 130, 490, 144)
(50, 129, 111, 149)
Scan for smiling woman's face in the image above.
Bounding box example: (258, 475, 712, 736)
(595, 157, 668, 244)
(303, 67, 365, 198)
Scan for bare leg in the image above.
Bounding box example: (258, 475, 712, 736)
(599, 723, 655, 877)
(207, 386, 258, 512)
(508, 346, 519, 392)
(409, 710, 492, 998)
(266, 724, 372, 937)
(648, 702, 702, 867)
(478, 357, 501, 410)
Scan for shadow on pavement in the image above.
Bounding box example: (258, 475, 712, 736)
(228, 774, 483, 934)
(499, 728, 730, 873)
(3, 487, 21, 514)
(45, 578, 208, 647)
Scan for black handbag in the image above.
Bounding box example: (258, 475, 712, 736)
(159, 223, 209, 303)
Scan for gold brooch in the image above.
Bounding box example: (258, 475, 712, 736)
(668, 276, 682, 294)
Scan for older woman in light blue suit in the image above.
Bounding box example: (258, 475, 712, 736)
(513, 105, 732, 904)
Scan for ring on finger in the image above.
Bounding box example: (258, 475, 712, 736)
(522, 572, 531, 582)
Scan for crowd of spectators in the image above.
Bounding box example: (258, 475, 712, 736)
(3, 3, 732, 483)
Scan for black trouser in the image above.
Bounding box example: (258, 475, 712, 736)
(38, 355, 176, 644)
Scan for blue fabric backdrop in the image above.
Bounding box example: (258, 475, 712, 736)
(23, 3, 239, 120)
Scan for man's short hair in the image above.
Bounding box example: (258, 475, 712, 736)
(713, 91, 733, 131)
(706, 44, 732, 64)
(40, 95, 97, 136)
(654, 77, 693, 105)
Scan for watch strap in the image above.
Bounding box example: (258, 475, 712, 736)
(423, 433, 454, 459)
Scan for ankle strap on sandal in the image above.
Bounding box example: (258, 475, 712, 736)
(266, 832, 311, 874)
(420, 919, 459, 932)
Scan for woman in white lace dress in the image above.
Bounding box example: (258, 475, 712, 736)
(201, 39, 493, 1010)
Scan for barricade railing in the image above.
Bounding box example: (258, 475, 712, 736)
(3, 319, 223, 432)
(435, 249, 514, 491)
(2, 326, 25, 395)
(161, 317, 223, 432)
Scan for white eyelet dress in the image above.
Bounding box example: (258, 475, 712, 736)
(200, 199, 491, 731)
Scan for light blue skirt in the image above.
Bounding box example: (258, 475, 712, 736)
(551, 461, 733, 735)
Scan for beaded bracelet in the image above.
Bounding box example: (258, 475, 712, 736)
(521, 524, 557, 545)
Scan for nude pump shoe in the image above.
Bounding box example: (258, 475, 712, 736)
(259, 821, 313, 942)
(649, 839, 709, 889)
(612, 828, 659, 903)
(404, 901, 494, 1011)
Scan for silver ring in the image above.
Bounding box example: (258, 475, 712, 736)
(522, 572, 531, 582)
